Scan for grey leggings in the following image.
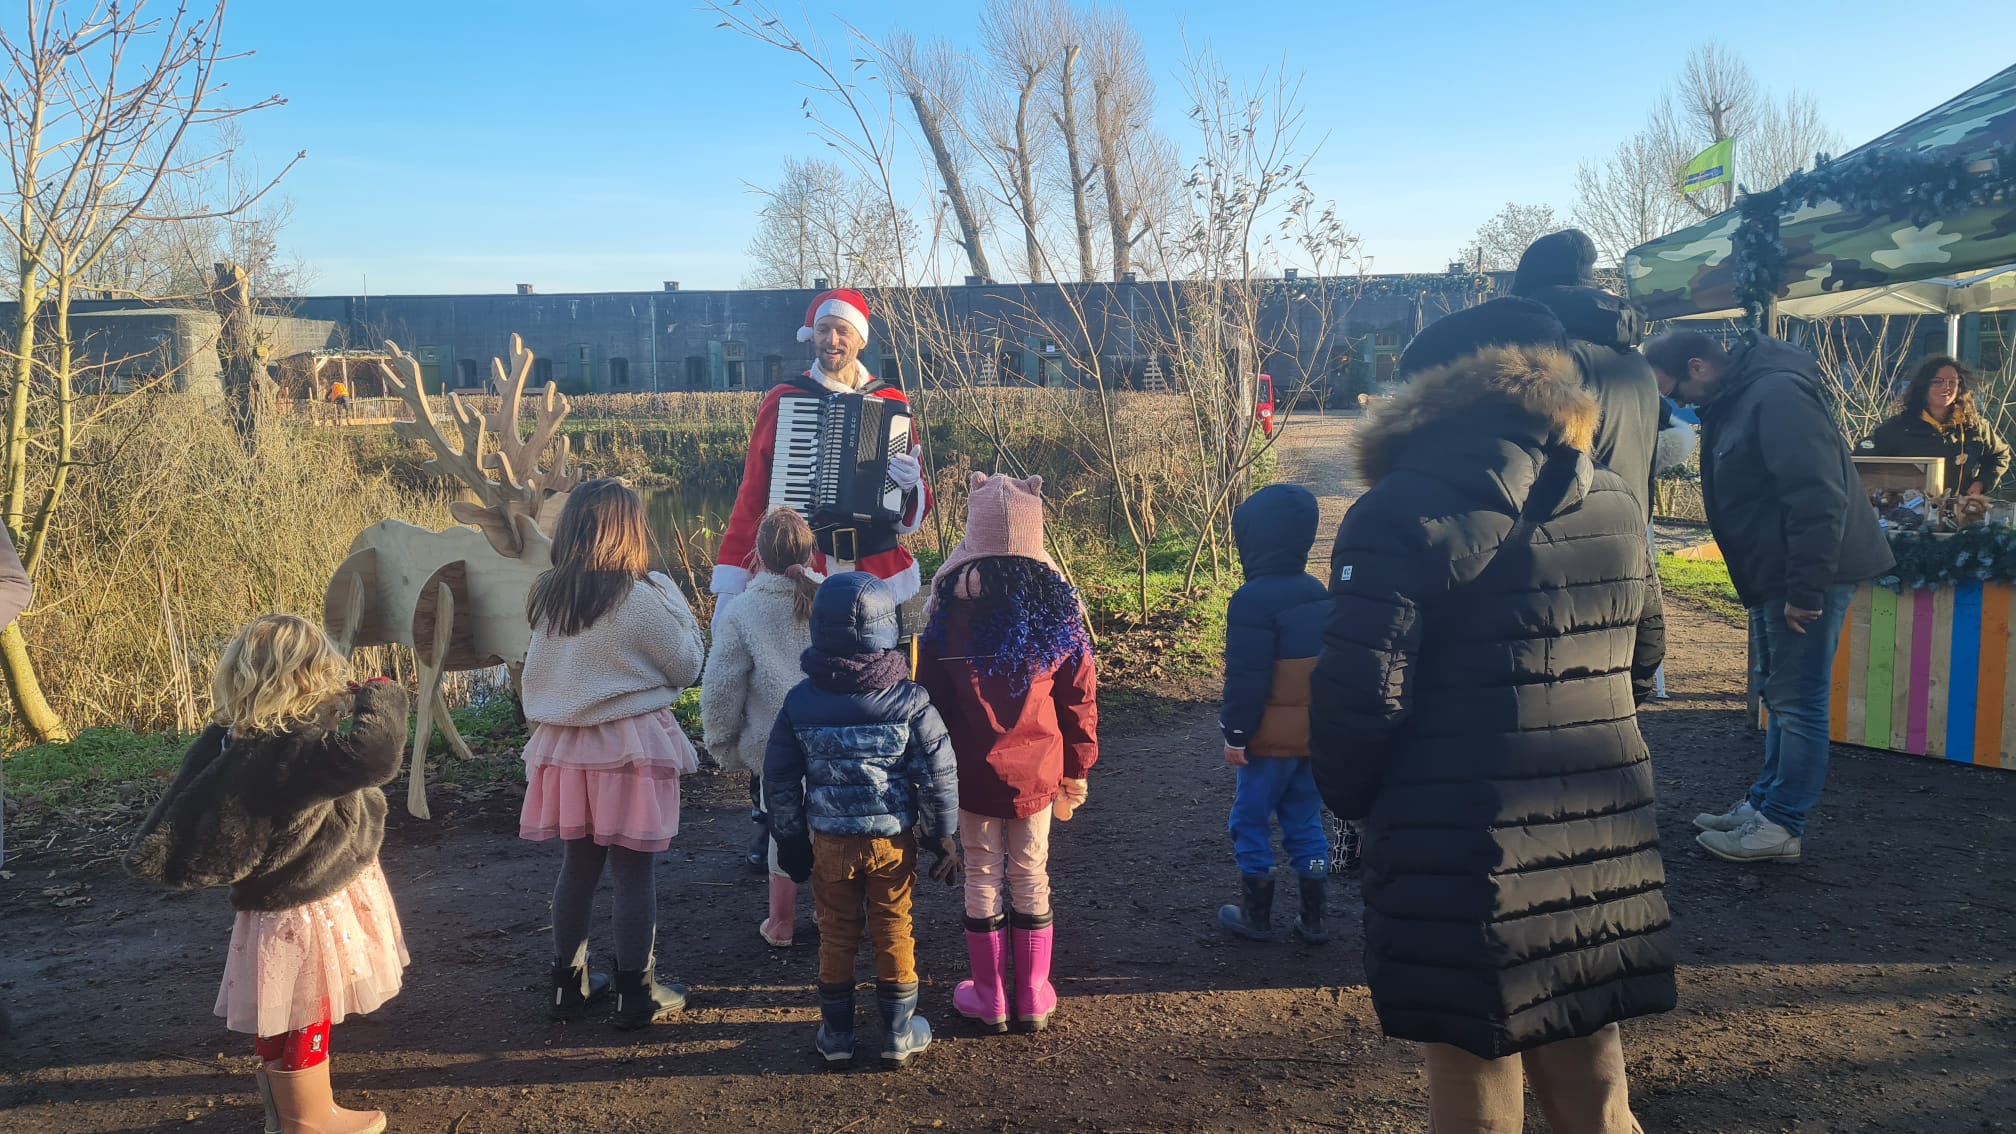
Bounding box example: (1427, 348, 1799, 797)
(552, 838, 658, 971)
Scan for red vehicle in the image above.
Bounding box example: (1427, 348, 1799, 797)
(1254, 373, 1276, 437)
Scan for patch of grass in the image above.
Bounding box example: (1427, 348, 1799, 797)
(3, 727, 190, 809)
(1658, 554, 1744, 624)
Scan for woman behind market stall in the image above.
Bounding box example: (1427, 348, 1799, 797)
(1859, 355, 2011, 496)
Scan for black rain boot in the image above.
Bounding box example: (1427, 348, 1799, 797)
(549, 961, 613, 1021)
(610, 966, 688, 1030)
(748, 775, 771, 872)
(1217, 872, 1276, 940)
(876, 980, 933, 1070)
(814, 982, 857, 1069)
(1293, 874, 1331, 944)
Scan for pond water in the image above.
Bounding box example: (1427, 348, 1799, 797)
(641, 483, 740, 592)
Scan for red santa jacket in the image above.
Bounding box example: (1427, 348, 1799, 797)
(713, 374, 930, 603)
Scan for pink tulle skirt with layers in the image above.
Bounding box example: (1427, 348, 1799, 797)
(215, 859, 409, 1036)
(519, 708, 697, 853)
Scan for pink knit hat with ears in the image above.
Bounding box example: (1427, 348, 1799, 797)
(925, 472, 1059, 612)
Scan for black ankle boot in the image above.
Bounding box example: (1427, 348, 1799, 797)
(610, 967, 688, 1030)
(1217, 872, 1276, 940)
(549, 961, 613, 1021)
(1293, 875, 1331, 944)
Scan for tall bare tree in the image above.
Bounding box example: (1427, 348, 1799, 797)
(1458, 202, 1559, 272)
(1048, 11, 1096, 282)
(741, 155, 918, 289)
(1085, 5, 1156, 281)
(978, 0, 1059, 282)
(0, 0, 295, 741)
(888, 32, 994, 283)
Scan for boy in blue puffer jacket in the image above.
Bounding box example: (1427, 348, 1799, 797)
(766, 572, 962, 1071)
(1217, 484, 1333, 943)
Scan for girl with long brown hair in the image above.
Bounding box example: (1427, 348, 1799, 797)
(701, 506, 823, 946)
(518, 478, 705, 1029)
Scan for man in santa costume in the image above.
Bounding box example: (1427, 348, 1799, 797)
(712, 287, 931, 630)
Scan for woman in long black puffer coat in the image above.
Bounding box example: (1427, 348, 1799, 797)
(1311, 297, 1672, 1133)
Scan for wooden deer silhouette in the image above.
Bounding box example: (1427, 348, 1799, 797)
(323, 334, 577, 818)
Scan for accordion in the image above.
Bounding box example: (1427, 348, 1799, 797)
(768, 391, 912, 560)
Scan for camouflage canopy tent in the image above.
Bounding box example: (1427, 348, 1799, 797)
(1625, 62, 2016, 342)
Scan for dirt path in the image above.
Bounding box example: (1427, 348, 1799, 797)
(1273, 410, 1364, 579)
(5, 431, 2015, 1133)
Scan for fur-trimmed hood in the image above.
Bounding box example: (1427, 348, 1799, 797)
(1354, 344, 1599, 485)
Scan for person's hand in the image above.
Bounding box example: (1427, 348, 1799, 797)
(1783, 605, 1821, 635)
(1223, 744, 1248, 767)
(887, 447, 923, 492)
(776, 834, 814, 884)
(926, 834, 962, 886)
(1059, 777, 1088, 808)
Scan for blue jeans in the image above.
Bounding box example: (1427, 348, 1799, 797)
(1228, 758, 1329, 877)
(1746, 585, 1854, 836)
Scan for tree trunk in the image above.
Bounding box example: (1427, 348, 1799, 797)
(1055, 44, 1097, 283)
(0, 620, 67, 743)
(1013, 81, 1042, 282)
(908, 90, 994, 283)
(1094, 77, 1136, 281)
(214, 261, 269, 443)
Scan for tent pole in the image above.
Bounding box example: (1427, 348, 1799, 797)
(1947, 312, 1962, 356)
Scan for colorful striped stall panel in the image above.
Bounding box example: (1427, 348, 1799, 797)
(1816, 581, 2014, 769)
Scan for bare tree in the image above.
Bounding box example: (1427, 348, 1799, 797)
(1047, 9, 1096, 282)
(1458, 202, 1559, 272)
(1085, 5, 1155, 281)
(888, 32, 994, 283)
(741, 155, 918, 289)
(1572, 126, 1701, 267)
(978, 0, 1059, 282)
(0, 0, 296, 741)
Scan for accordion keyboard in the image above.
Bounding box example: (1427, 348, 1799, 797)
(769, 394, 824, 518)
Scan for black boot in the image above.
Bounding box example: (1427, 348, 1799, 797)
(610, 966, 688, 1030)
(748, 774, 771, 872)
(814, 982, 857, 1069)
(549, 961, 613, 1021)
(876, 980, 932, 1070)
(1293, 875, 1331, 944)
(1217, 872, 1276, 940)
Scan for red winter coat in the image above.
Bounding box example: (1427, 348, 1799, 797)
(713, 377, 930, 602)
(915, 601, 1099, 820)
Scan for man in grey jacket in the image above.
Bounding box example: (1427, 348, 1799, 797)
(1645, 330, 1894, 864)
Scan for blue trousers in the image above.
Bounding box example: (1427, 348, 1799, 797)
(1746, 585, 1854, 836)
(1228, 757, 1329, 877)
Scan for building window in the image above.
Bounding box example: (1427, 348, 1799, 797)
(609, 357, 630, 387)
(533, 358, 554, 387)
(455, 358, 480, 388)
(686, 356, 707, 388)
(765, 354, 784, 385)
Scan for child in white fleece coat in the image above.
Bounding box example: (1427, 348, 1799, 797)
(702, 507, 823, 946)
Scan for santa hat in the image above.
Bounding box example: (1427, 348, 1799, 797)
(796, 288, 872, 344)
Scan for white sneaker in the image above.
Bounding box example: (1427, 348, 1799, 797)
(1692, 799, 1758, 833)
(1696, 815, 1802, 863)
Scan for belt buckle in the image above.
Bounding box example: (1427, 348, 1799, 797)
(833, 526, 859, 563)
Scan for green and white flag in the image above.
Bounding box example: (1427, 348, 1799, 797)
(1677, 138, 1734, 194)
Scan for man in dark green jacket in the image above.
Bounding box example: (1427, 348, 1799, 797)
(1645, 330, 1894, 865)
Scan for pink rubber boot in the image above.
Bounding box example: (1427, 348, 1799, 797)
(1010, 910, 1057, 1031)
(952, 913, 1010, 1033)
(758, 874, 796, 947)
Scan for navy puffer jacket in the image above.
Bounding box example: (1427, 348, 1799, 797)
(764, 572, 959, 841)
(1220, 484, 1329, 753)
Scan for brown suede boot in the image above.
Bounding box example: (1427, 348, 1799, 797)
(264, 1058, 385, 1134)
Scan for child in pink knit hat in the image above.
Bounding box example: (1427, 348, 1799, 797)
(915, 473, 1098, 1034)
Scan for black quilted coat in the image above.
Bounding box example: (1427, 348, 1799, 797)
(1310, 343, 1675, 1059)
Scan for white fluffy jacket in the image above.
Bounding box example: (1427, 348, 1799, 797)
(701, 569, 821, 774)
(522, 573, 704, 727)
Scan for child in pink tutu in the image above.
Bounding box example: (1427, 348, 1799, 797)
(519, 477, 705, 1029)
(126, 613, 411, 1134)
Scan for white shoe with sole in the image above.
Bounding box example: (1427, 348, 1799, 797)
(1693, 799, 1758, 833)
(1697, 815, 1802, 863)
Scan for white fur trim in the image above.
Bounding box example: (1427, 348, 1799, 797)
(880, 558, 921, 603)
(796, 325, 815, 342)
(814, 297, 870, 342)
(710, 563, 751, 595)
(1654, 422, 1698, 473)
(810, 360, 870, 393)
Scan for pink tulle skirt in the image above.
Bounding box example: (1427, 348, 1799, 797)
(519, 708, 697, 853)
(215, 859, 409, 1036)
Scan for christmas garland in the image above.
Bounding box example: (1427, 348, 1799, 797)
(1731, 142, 2016, 328)
(1878, 523, 2016, 591)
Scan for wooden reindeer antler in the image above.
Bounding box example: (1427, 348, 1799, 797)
(381, 341, 502, 508)
(481, 334, 579, 502)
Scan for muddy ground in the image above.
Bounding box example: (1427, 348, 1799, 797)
(4, 415, 2015, 1133)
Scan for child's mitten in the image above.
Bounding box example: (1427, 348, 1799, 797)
(925, 834, 963, 885)
(1054, 777, 1089, 821)
(776, 833, 814, 884)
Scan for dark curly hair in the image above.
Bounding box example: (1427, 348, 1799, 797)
(1897, 355, 1980, 428)
(923, 556, 1091, 694)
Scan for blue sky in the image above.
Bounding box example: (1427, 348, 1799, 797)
(183, 1, 2013, 295)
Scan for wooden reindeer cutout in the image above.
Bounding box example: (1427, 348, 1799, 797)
(323, 334, 578, 818)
